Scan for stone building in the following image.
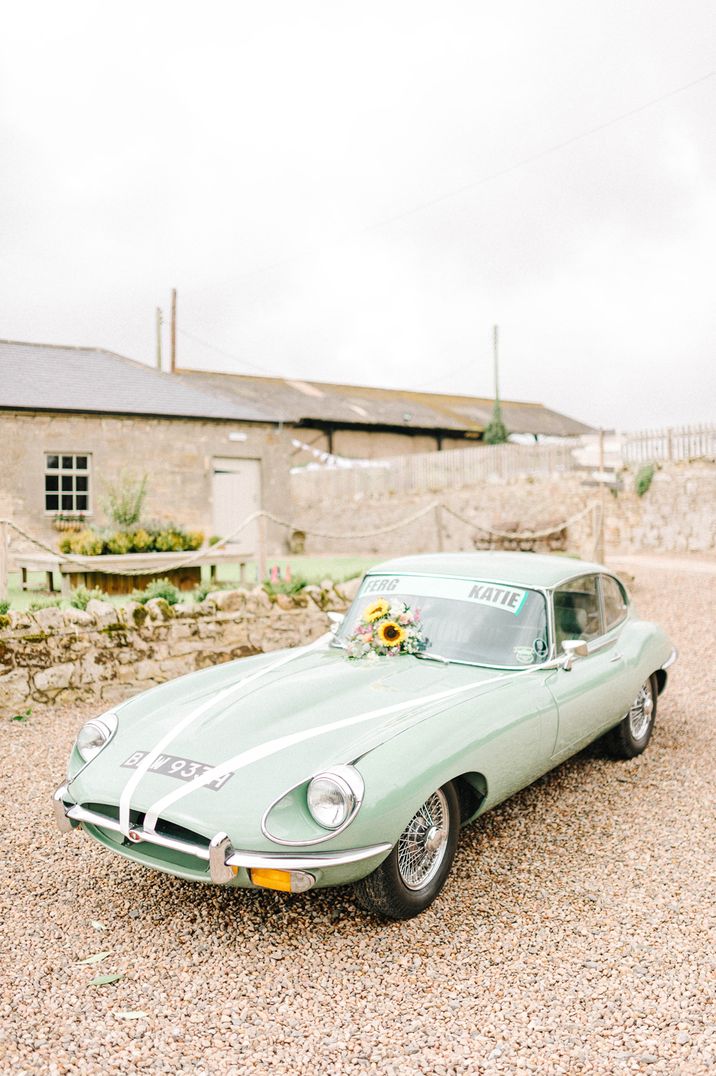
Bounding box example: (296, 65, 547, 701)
(0, 339, 592, 552)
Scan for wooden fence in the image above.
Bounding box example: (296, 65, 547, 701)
(291, 441, 578, 505)
(622, 423, 716, 464)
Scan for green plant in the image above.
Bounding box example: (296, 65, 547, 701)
(105, 530, 134, 555)
(11, 707, 32, 723)
(60, 529, 105, 556)
(0, 599, 10, 615)
(262, 575, 309, 598)
(635, 463, 655, 497)
(482, 399, 509, 445)
(102, 470, 149, 528)
(208, 535, 222, 546)
(70, 585, 107, 610)
(28, 596, 62, 612)
(130, 578, 182, 605)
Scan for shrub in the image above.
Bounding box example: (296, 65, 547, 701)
(106, 530, 134, 555)
(208, 535, 222, 546)
(60, 529, 105, 556)
(102, 470, 148, 528)
(635, 463, 655, 497)
(70, 585, 107, 610)
(262, 576, 309, 598)
(0, 599, 10, 615)
(130, 578, 182, 605)
(28, 596, 62, 612)
(130, 527, 154, 552)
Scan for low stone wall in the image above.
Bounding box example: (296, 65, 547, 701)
(293, 461, 716, 558)
(0, 582, 357, 719)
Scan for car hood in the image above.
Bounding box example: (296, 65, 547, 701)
(69, 643, 516, 844)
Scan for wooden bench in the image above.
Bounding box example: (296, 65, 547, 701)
(16, 549, 254, 597)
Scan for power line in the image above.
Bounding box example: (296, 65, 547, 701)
(176, 326, 281, 377)
(235, 67, 716, 282)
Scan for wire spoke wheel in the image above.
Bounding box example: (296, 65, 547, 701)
(628, 679, 654, 741)
(396, 788, 450, 891)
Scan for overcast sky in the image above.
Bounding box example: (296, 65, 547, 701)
(1, 1, 714, 430)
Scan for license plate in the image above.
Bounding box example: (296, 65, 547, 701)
(121, 751, 234, 791)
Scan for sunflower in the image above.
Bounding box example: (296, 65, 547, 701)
(364, 598, 390, 623)
(376, 620, 406, 647)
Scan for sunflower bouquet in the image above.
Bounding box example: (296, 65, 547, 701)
(344, 597, 427, 660)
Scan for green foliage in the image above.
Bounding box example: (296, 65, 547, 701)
(70, 585, 107, 610)
(28, 596, 62, 612)
(59, 529, 105, 556)
(11, 707, 32, 723)
(0, 599, 10, 615)
(130, 578, 182, 605)
(262, 575, 309, 598)
(102, 470, 149, 528)
(59, 524, 204, 556)
(635, 463, 655, 497)
(208, 535, 222, 546)
(482, 399, 509, 445)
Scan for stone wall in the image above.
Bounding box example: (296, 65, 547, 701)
(0, 410, 294, 560)
(292, 461, 716, 558)
(0, 582, 357, 719)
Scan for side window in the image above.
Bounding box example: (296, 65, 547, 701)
(553, 574, 603, 647)
(45, 454, 91, 514)
(601, 575, 628, 630)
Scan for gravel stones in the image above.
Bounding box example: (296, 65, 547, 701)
(1, 563, 714, 1073)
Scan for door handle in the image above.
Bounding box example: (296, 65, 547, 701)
(609, 652, 623, 662)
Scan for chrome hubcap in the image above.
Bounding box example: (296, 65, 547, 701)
(628, 680, 653, 741)
(397, 788, 449, 891)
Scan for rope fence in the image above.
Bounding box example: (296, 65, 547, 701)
(0, 501, 602, 600)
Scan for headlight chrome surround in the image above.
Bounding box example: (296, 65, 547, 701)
(75, 712, 118, 762)
(307, 769, 359, 830)
(261, 764, 365, 846)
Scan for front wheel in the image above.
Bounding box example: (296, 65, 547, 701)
(604, 673, 658, 759)
(353, 781, 459, 920)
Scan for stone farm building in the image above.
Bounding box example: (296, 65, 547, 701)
(0, 339, 592, 553)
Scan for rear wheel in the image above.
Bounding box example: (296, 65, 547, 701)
(604, 674, 658, 759)
(353, 781, 459, 920)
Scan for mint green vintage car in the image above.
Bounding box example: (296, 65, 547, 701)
(54, 553, 676, 919)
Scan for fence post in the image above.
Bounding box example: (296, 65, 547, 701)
(0, 521, 8, 602)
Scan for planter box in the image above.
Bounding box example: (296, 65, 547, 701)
(17, 549, 253, 596)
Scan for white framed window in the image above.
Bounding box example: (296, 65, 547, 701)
(44, 453, 91, 514)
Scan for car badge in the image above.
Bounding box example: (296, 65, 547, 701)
(127, 829, 143, 843)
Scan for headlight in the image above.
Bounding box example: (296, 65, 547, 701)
(75, 712, 118, 762)
(306, 766, 364, 830)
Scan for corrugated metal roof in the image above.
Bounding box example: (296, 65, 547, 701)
(0, 340, 272, 422)
(181, 370, 594, 437)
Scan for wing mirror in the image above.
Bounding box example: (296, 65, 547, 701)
(327, 611, 345, 635)
(561, 639, 588, 670)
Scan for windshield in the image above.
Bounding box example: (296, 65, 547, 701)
(337, 573, 550, 668)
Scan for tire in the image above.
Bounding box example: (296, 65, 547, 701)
(604, 673, 658, 759)
(353, 781, 459, 920)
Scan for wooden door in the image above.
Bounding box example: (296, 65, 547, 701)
(212, 458, 261, 549)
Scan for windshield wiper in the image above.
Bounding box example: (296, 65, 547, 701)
(416, 650, 452, 665)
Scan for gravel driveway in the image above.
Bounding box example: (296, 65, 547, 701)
(2, 564, 714, 1074)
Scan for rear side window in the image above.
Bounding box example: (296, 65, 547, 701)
(553, 574, 602, 646)
(601, 575, 628, 630)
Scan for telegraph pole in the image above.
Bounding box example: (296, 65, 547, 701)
(170, 288, 177, 372)
(155, 307, 163, 370)
(493, 323, 500, 402)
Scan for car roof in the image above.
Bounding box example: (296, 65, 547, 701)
(367, 552, 610, 590)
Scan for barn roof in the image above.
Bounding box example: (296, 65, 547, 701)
(180, 370, 594, 437)
(0, 339, 593, 436)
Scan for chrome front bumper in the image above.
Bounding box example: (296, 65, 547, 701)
(53, 786, 391, 885)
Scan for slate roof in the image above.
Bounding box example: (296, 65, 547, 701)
(0, 339, 593, 436)
(0, 340, 272, 422)
(181, 370, 594, 437)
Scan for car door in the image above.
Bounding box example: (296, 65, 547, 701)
(545, 573, 631, 759)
